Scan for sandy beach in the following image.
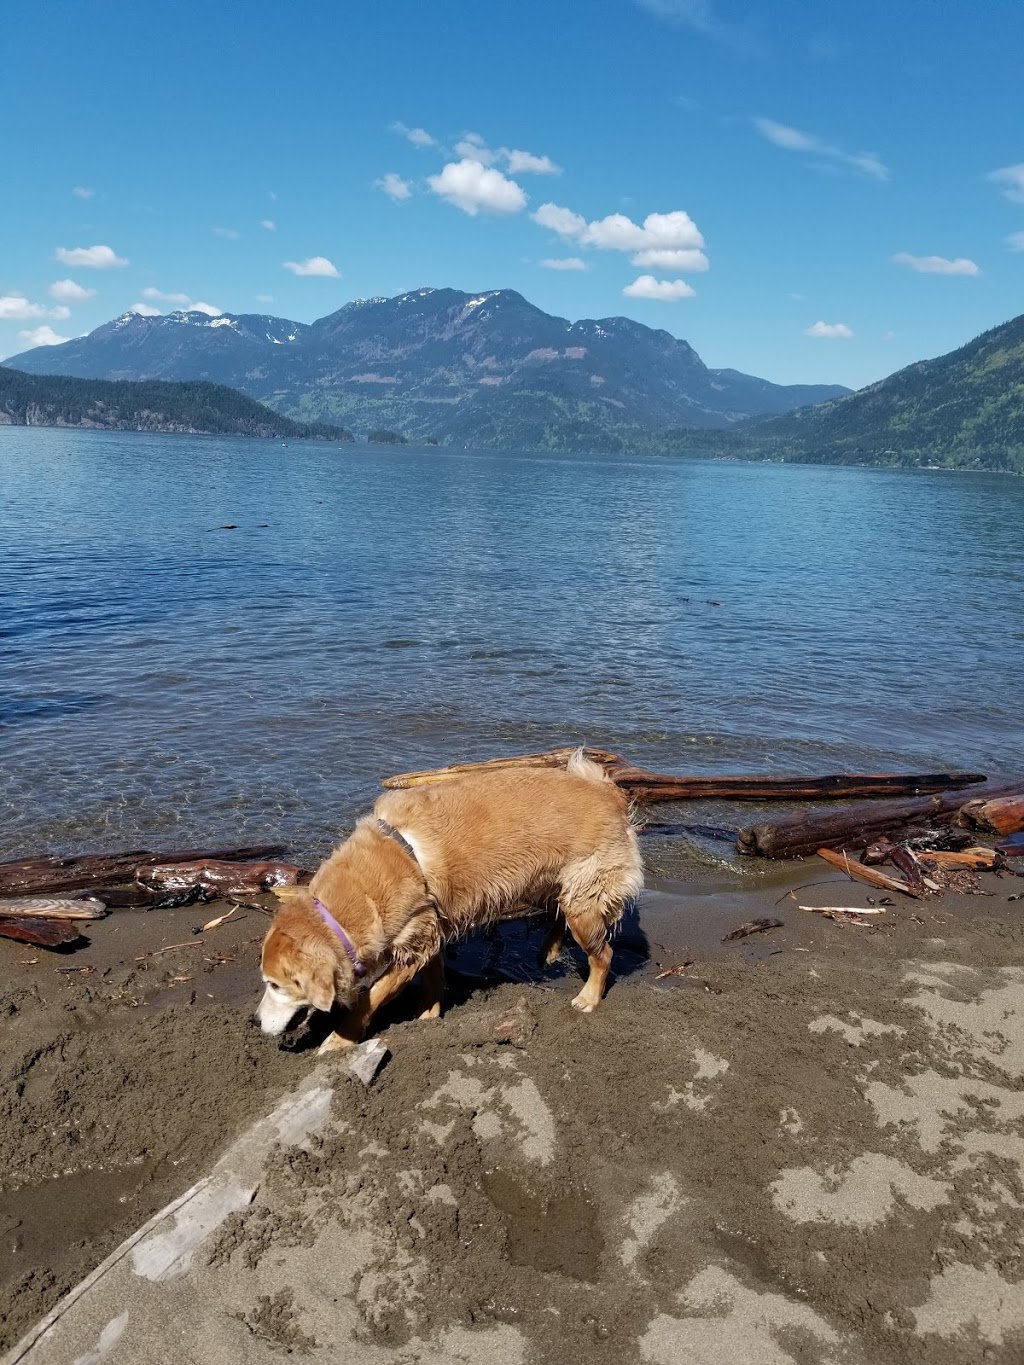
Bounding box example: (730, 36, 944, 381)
(4, 846, 1023, 1363)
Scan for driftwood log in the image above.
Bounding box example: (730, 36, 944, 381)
(738, 784, 1022, 860)
(137, 860, 310, 895)
(0, 917, 84, 948)
(0, 844, 287, 896)
(959, 794, 1024, 837)
(0, 896, 107, 920)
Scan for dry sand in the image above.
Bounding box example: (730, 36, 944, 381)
(3, 854, 1024, 1363)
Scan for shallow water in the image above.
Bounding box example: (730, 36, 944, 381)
(1, 427, 1021, 860)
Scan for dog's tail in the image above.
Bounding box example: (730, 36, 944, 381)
(566, 746, 614, 784)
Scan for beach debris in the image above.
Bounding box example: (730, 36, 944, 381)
(138, 859, 310, 897)
(0, 844, 287, 896)
(0, 895, 107, 920)
(722, 917, 784, 942)
(959, 793, 1024, 837)
(888, 847, 936, 896)
(199, 905, 241, 933)
(738, 782, 1021, 860)
(800, 906, 879, 927)
(799, 905, 886, 915)
(916, 847, 1000, 871)
(491, 998, 537, 1047)
(655, 960, 696, 979)
(0, 916, 85, 949)
(347, 1038, 389, 1086)
(998, 833, 1024, 856)
(817, 848, 920, 898)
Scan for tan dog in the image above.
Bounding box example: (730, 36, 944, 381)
(257, 753, 643, 1052)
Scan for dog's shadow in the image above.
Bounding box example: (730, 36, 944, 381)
(281, 903, 649, 1052)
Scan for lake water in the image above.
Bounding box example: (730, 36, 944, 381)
(1, 427, 1021, 862)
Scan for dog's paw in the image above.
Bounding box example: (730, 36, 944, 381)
(318, 1033, 357, 1055)
(570, 993, 598, 1014)
(418, 1003, 442, 1020)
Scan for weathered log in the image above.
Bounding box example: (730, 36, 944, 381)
(137, 860, 310, 895)
(0, 844, 287, 896)
(382, 747, 620, 788)
(917, 847, 1000, 870)
(607, 766, 987, 804)
(0, 896, 106, 920)
(0, 916, 84, 948)
(738, 784, 1022, 860)
(816, 848, 920, 897)
(959, 795, 1024, 837)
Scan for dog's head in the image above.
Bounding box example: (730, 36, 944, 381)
(256, 897, 361, 1035)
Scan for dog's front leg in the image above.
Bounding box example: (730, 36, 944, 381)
(317, 962, 421, 1056)
(418, 953, 445, 1019)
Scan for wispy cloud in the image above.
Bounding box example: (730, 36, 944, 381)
(427, 160, 528, 216)
(49, 279, 98, 302)
(452, 133, 560, 176)
(390, 121, 437, 148)
(540, 257, 589, 271)
(635, 0, 757, 55)
(804, 320, 853, 338)
(260, 219, 276, 231)
(533, 204, 708, 271)
(130, 302, 162, 316)
(753, 118, 889, 181)
(0, 295, 70, 321)
(374, 172, 413, 202)
(54, 244, 128, 268)
(213, 226, 240, 239)
(623, 275, 696, 300)
(17, 325, 71, 347)
(988, 163, 1024, 203)
(140, 287, 222, 314)
(255, 293, 274, 303)
(1006, 231, 1024, 252)
(72, 185, 95, 199)
(892, 252, 980, 276)
(283, 256, 340, 277)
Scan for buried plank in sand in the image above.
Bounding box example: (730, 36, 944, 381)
(256, 752, 643, 1052)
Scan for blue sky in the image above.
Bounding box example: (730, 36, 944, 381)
(2, 0, 1023, 388)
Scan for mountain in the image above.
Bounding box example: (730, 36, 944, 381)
(3, 289, 849, 451)
(0, 368, 353, 441)
(673, 313, 1024, 474)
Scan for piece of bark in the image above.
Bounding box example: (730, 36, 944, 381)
(0, 896, 106, 920)
(738, 783, 1022, 860)
(722, 917, 784, 941)
(0, 844, 287, 896)
(608, 767, 986, 805)
(0, 916, 84, 948)
(862, 836, 898, 865)
(889, 847, 930, 896)
(917, 847, 1000, 870)
(817, 847, 921, 897)
(959, 795, 1024, 837)
(137, 860, 310, 895)
(383, 747, 621, 788)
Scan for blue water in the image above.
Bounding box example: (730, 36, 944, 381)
(1, 427, 1021, 861)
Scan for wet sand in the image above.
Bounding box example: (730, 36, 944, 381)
(3, 853, 1024, 1361)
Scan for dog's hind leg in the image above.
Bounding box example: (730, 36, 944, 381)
(538, 913, 567, 967)
(559, 894, 614, 1013)
(418, 953, 445, 1019)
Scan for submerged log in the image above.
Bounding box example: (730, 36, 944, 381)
(817, 848, 921, 898)
(959, 794, 1024, 837)
(0, 916, 84, 948)
(0, 844, 287, 896)
(738, 784, 1022, 860)
(137, 860, 310, 895)
(382, 747, 620, 788)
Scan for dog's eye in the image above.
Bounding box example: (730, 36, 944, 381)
(267, 981, 281, 991)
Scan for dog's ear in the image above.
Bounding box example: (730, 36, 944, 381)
(306, 953, 337, 1013)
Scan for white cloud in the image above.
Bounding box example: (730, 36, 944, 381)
(283, 256, 340, 277)
(0, 295, 70, 321)
(988, 163, 1024, 204)
(49, 279, 98, 302)
(374, 172, 413, 202)
(623, 275, 696, 300)
(261, 219, 276, 231)
(534, 203, 708, 270)
(636, 0, 755, 54)
(255, 293, 274, 303)
(213, 226, 240, 239)
(1006, 231, 1024, 252)
(54, 244, 128, 268)
(753, 118, 890, 181)
(455, 132, 495, 163)
(138, 287, 222, 315)
(427, 159, 528, 216)
(892, 252, 980, 276)
(390, 121, 437, 148)
(17, 325, 70, 347)
(804, 320, 853, 338)
(541, 257, 589, 271)
(72, 185, 95, 199)
(504, 149, 560, 175)
(129, 303, 162, 316)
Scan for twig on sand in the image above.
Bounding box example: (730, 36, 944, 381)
(722, 918, 784, 942)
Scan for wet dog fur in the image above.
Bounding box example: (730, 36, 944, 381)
(257, 753, 643, 1053)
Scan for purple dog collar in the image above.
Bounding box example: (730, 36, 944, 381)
(312, 895, 366, 978)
